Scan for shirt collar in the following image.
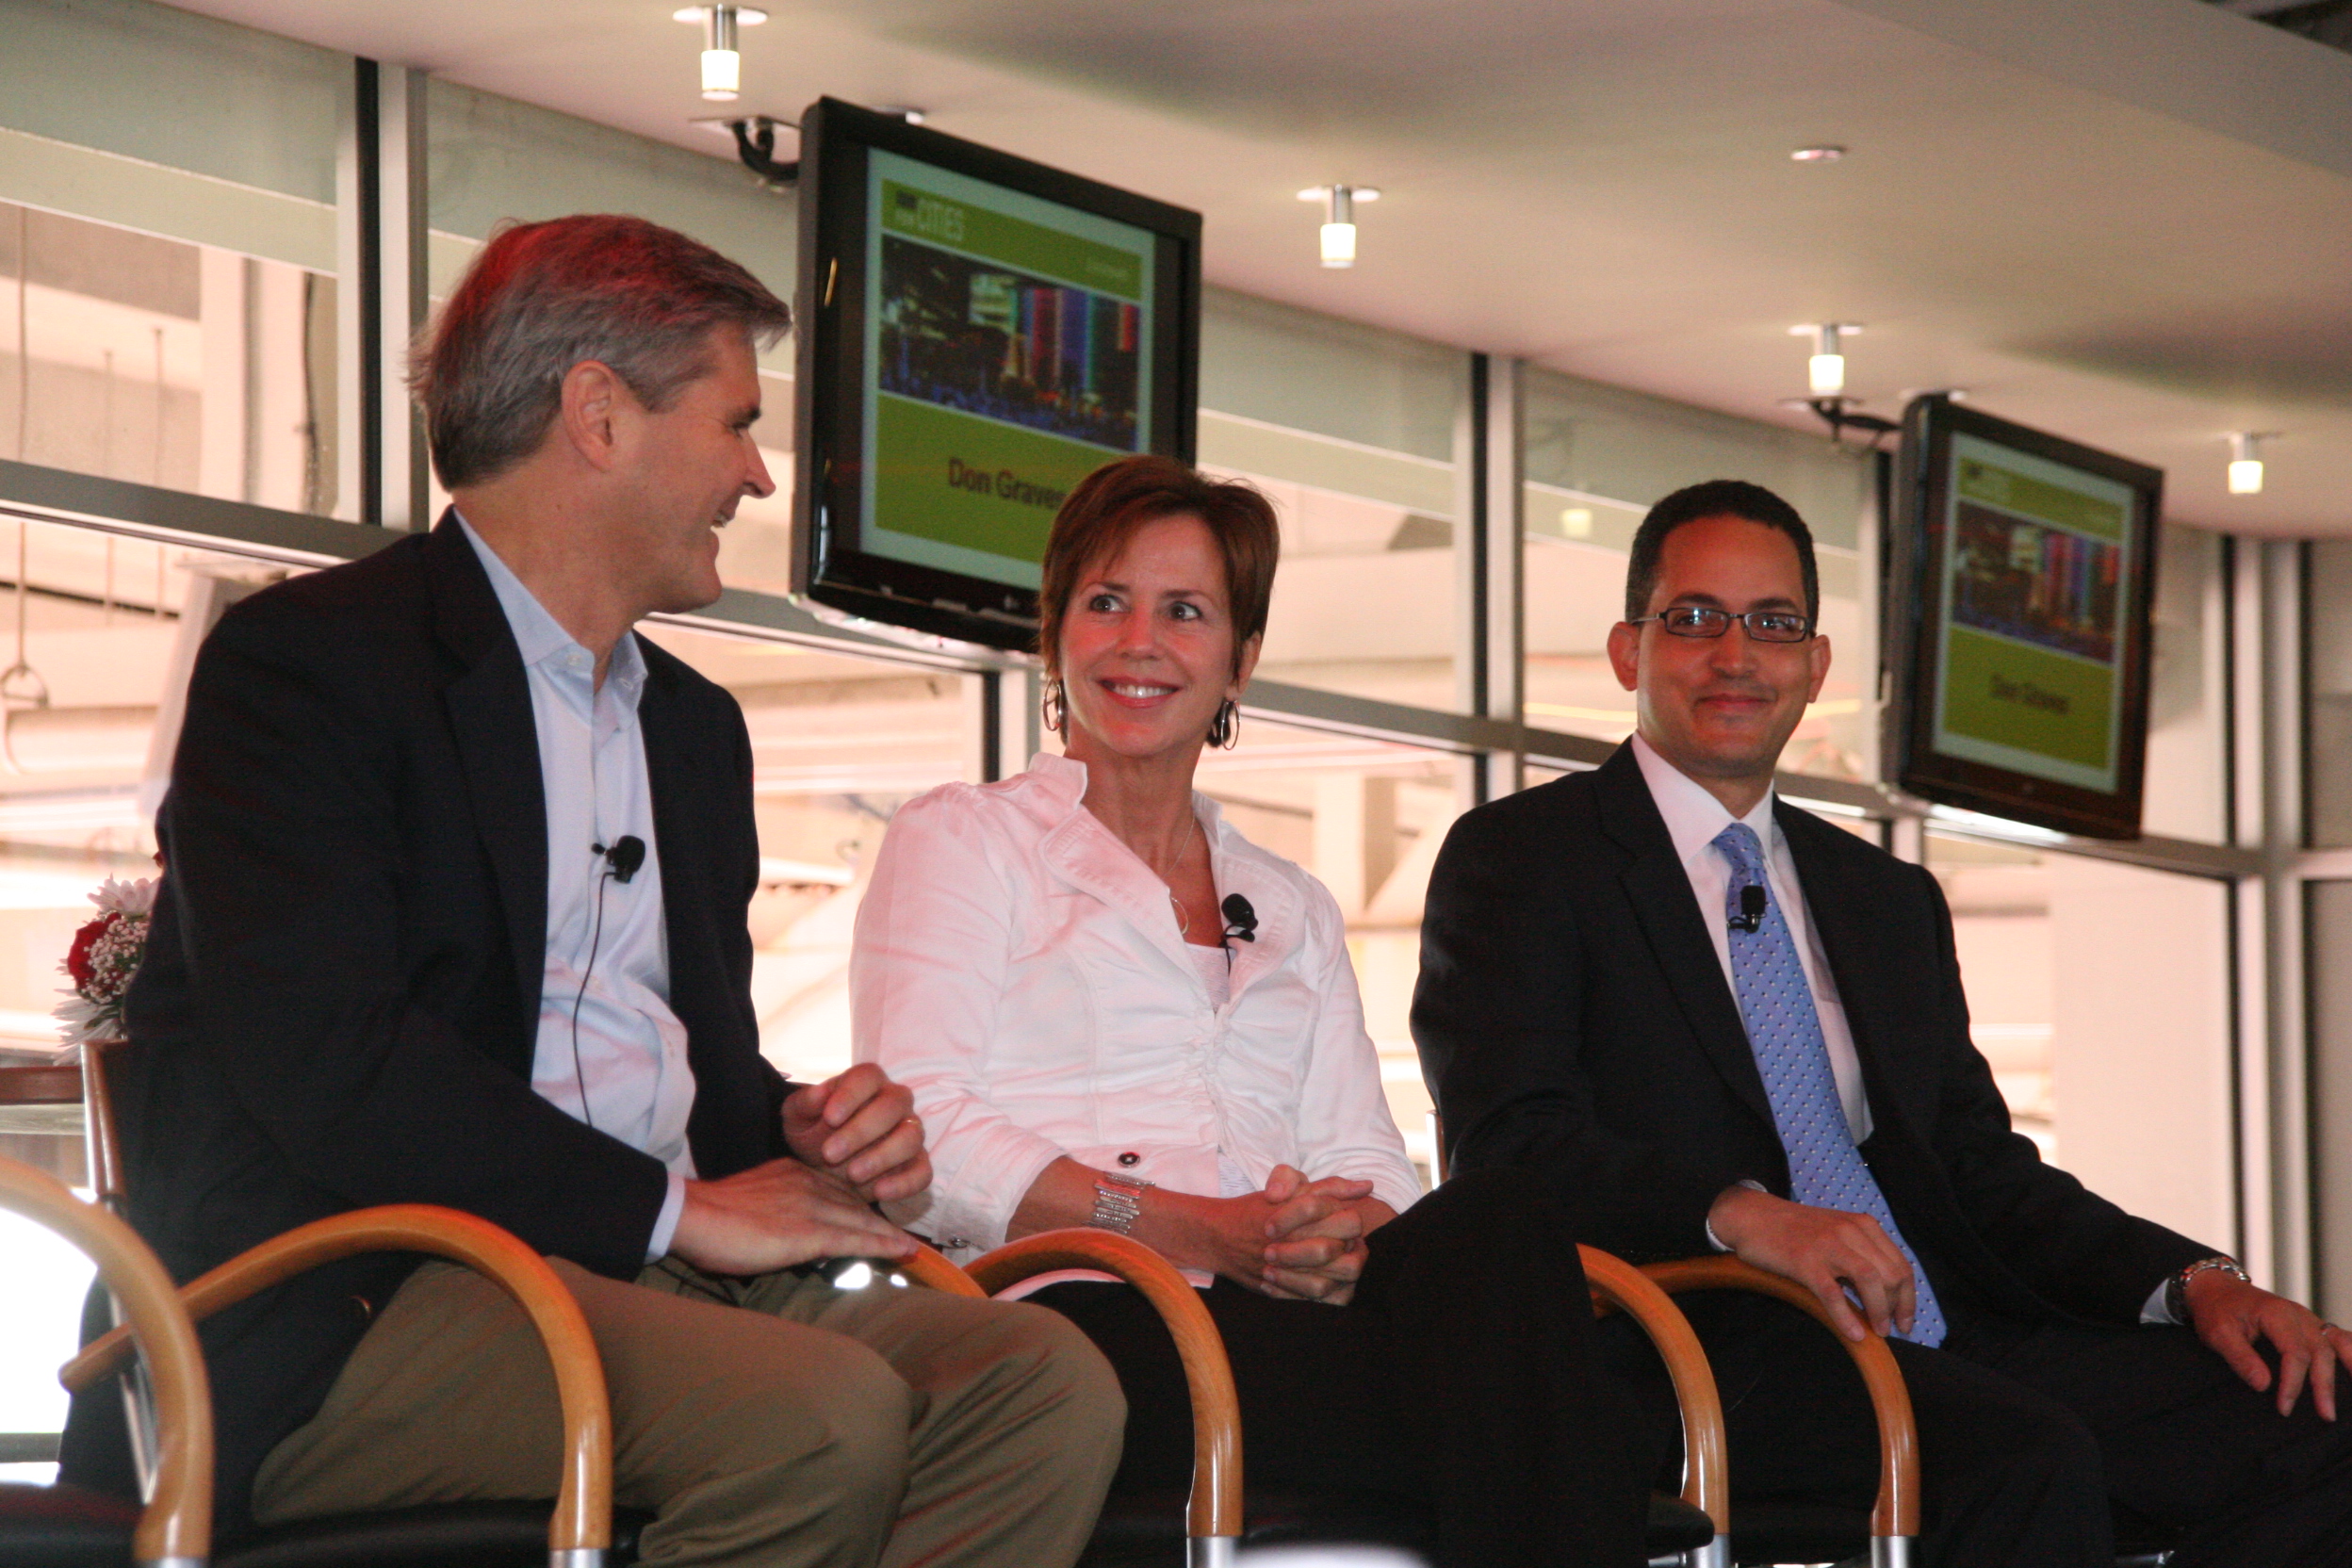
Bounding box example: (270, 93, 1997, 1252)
(1630, 732, 1778, 871)
(454, 512, 646, 697)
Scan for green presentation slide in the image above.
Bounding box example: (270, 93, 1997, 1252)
(1930, 436, 2133, 793)
(860, 152, 1153, 589)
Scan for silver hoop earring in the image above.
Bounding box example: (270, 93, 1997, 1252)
(1207, 698, 1240, 750)
(1041, 678, 1067, 735)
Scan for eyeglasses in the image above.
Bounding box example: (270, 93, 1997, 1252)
(1630, 606, 1815, 644)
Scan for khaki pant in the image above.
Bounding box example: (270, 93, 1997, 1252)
(251, 1256, 1125, 1568)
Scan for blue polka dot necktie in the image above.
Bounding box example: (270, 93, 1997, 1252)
(1712, 822, 1946, 1348)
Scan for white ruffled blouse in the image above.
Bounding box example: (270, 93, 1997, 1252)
(851, 753, 1422, 1259)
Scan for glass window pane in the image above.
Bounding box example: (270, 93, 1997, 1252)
(3, 204, 337, 514)
(639, 625, 979, 1086)
(1522, 367, 1875, 778)
(0, 1204, 93, 1478)
(0, 513, 300, 1470)
(2141, 524, 2229, 843)
(1, 3, 345, 515)
(1199, 289, 1462, 712)
(2310, 542, 2352, 846)
(1927, 832, 2234, 1253)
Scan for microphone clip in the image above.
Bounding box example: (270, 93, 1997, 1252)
(594, 835, 647, 885)
(1728, 883, 1767, 934)
(1219, 892, 1257, 944)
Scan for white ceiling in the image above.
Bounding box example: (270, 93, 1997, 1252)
(167, 0, 2352, 535)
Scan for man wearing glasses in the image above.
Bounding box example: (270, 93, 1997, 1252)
(1413, 480, 2352, 1564)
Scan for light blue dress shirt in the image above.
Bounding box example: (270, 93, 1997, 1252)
(457, 517, 693, 1261)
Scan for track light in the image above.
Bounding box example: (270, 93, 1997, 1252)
(1790, 322, 1862, 397)
(2228, 432, 2275, 495)
(1298, 185, 1380, 270)
(674, 7, 768, 103)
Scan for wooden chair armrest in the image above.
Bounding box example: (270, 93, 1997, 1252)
(898, 1243, 988, 1298)
(0, 1155, 211, 1566)
(1642, 1254, 1919, 1540)
(964, 1228, 1241, 1541)
(1579, 1246, 1726, 1535)
(63, 1204, 613, 1555)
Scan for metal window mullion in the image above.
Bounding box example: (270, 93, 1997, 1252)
(1452, 353, 1488, 810)
(1482, 354, 1525, 800)
(377, 66, 430, 531)
(334, 60, 378, 525)
(2239, 535, 2308, 1300)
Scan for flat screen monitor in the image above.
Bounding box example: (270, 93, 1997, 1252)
(792, 97, 1202, 651)
(1886, 396, 2163, 840)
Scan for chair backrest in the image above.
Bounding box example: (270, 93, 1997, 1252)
(81, 1037, 128, 1215)
(62, 1204, 617, 1562)
(0, 1153, 212, 1566)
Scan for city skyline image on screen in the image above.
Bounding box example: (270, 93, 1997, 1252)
(860, 152, 1156, 592)
(1930, 433, 2138, 795)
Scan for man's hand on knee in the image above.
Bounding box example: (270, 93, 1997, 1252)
(672, 1159, 920, 1276)
(783, 1064, 934, 1203)
(1708, 1185, 1918, 1343)
(2186, 1270, 2352, 1421)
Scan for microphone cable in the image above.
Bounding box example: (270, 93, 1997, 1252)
(568, 834, 645, 1132)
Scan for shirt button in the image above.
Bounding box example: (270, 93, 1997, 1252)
(1117, 1152, 1140, 1168)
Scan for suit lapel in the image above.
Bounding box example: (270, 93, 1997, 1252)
(427, 516, 548, 1045)
(635, 650, 708, 1006)
(1592, 747, 1778, 1134)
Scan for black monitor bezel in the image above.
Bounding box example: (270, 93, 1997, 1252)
(1886, 395, 2164, 841)
(791, 97, 1201, 653)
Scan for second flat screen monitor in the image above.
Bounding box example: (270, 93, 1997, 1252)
(1888, 396, 2161, 839)
(794, 99, 1201, 650)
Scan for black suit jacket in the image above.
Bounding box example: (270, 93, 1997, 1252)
(62, 516, 789, 1533)
(1412, 743, 2212, 1332)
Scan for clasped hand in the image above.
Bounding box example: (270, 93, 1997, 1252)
(669, 1063, 933, 1277)
(1242, 1164, 1395, 1306)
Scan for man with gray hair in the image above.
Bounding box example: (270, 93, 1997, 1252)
(64, 214, 1124, 1565)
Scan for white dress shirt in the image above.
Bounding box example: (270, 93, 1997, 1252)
(1632, 734, 1870, 1142)
(851, 753, 1422, 1264)
(458, 518, 693, 1260)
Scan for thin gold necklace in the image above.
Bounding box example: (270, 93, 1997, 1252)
(1164, 812, 1200, 939)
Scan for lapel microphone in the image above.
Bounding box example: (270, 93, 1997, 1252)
(1729, 883, 1767, 934)
(595, 835, 646, 885)
(1220, 893, 1257, 943)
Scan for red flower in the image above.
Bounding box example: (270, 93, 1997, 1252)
(66, 912, 114, 988)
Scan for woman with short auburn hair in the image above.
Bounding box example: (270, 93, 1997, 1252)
(853, 452, 1652, 1567)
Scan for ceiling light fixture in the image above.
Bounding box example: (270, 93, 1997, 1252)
(1791, 145, 1847, 163)
(1298, 185, 1380, 269)
(2228, 431, 2276, 495)
(1791, 321, 1861, 397)
(673, 6, 768, 103)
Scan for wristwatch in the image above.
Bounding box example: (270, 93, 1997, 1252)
(2165, 1254, 2250, 1322)
(1089, 1170, 1154, 1235)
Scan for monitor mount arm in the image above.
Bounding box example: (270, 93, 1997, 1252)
(1807, 396, 1900, 450)
(727, 117, 798, 188)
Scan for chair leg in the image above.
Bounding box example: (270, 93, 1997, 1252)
(549, 1551, 607, 1567)
(1683, 1536, 1730, 1568)
(1186, 1536, 1238, 1567)
(1870, 1536, 1916, 1568)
